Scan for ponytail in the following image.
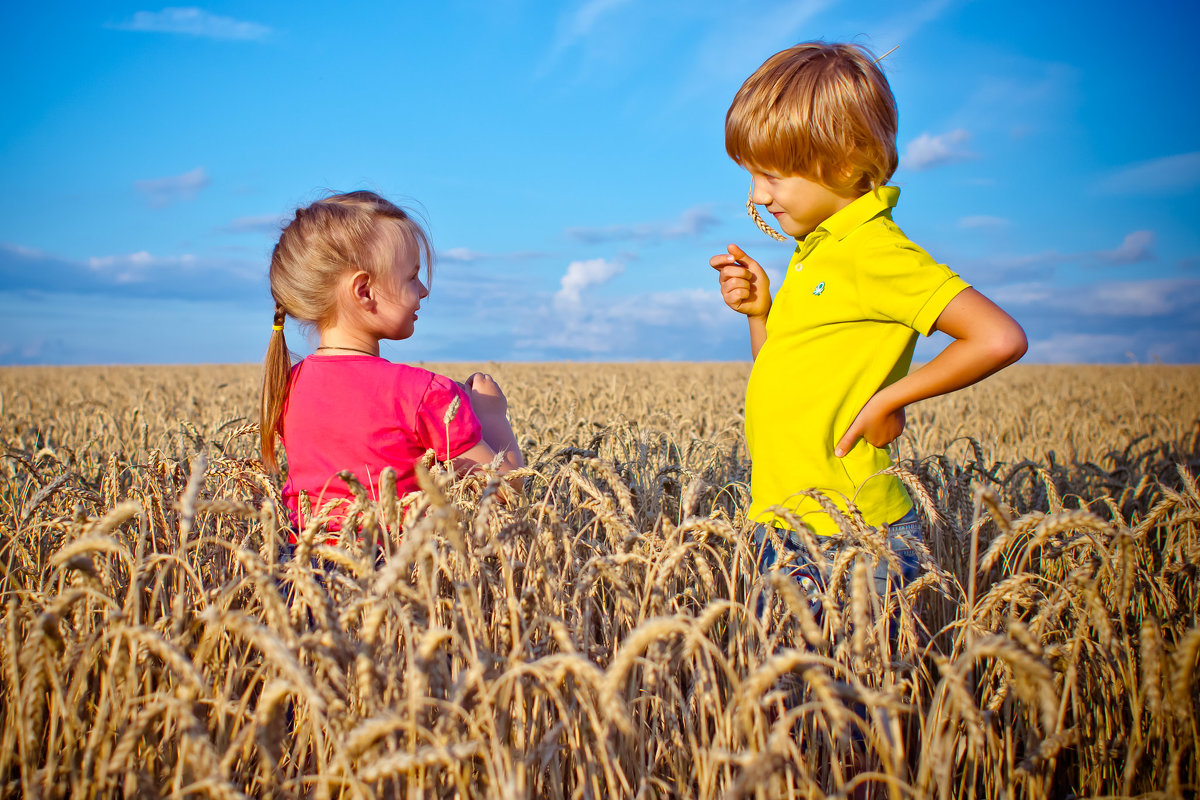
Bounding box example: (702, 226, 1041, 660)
(260, 302, 291, 472)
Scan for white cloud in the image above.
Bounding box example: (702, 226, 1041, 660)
(87, 251, 198, 283)
(110, 7, 272, 40)
(0, 240, 259, 301)
(956, 62, 1076, 132)
(663, 207, 718, 238)
(901, 129, 975, 171)
(958, 215, 1010, 230)
(540, 0, 636, 74)
(555, 258, 624, 309)
(664, 0, 838, 114)
(986, 282, 1054, 307)
(435, 248, 548, 266)
(1025, 333, 1138, 364)
(524, 285, 735, 358)
(1095, 151, 1200, 197)
(566, 206, 718, 244)
(1083, 279, 1186, 317)
(1097, 230, 1155, 264)
(226, 214, 285, 234)
(135, 167, 209, 208)
(561, 0, 634, 42)
(871, 0, 959, 54)
(960, 250, 1066, 282)
(441, 247, 485, 263)
(992, 278, 1200, 318)
(985, 277, 1200, 363)
(595, 287, 722, 327)
(1, 242, 47, 259)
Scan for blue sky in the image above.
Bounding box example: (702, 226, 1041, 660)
(2, 0, 1197, 365)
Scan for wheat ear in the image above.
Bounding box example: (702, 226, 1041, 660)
(747, 190, 788, 242)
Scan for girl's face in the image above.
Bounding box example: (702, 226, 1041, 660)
(374, 239, 428, 341)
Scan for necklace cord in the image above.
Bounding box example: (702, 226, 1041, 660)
(315, 345, 378, 357)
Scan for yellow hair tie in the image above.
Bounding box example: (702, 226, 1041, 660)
(272, 325, 284, 331)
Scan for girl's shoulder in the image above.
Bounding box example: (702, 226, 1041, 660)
(294, 355, 461, 403)
(296, 353, 433, 381)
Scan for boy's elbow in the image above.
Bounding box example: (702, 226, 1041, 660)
(991, 321, 1028, 367)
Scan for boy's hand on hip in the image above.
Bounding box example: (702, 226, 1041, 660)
(710, 244, 771, 318)
(835, 395, 906, 457)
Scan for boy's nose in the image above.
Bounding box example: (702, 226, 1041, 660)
(749, 175, 772, 205)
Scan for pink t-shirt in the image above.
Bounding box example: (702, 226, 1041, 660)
(279, 355, 482, 529)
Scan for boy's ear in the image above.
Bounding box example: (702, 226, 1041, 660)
(836, 160, 870, 196)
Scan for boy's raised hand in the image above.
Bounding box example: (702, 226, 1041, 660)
(710, 244, 771, 318)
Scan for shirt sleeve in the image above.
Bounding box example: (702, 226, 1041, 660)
(858, 239, 970, 335)
(413, 373, 483, 460)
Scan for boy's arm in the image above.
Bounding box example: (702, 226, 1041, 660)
(710, 243, 772, 359)
(746, 315, 769, 360)
(834, 287, 1027, 457)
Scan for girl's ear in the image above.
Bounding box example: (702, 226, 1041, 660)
(349, 270, 375, 309)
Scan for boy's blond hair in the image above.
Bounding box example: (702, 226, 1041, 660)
(726, 41, 898, 196)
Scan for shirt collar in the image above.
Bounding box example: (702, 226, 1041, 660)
(805, 185, 900, 244)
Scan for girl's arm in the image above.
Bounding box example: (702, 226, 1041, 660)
(464, 372, 523, 471)
(449, 373, 524, 489)
(834, 288, 1027, 457)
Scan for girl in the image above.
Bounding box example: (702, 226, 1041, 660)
(260, 190, 523, 532)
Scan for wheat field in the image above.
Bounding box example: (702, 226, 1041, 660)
(1, 362, 1197, 799)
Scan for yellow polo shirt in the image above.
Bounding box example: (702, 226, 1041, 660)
(745, 186, 969, 534)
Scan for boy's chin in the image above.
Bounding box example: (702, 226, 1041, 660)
(775, 217, 810, 238)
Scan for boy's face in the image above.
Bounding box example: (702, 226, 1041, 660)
(748, 170, 859, 239)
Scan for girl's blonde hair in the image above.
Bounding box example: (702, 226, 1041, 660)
(725, 41, 898, 196)
(260, 190, 433, 472)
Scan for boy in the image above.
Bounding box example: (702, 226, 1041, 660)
(710, 42, 1027, 592)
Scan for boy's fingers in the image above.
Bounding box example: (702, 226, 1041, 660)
(718, 271, 747, 288)
(718, 265, 754, 284)
(834, 424, 859, 458)
(730, 244, 764, 268)
(714, 244, 752, 266)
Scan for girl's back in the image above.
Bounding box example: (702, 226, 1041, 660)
(279, 354, 481, 525)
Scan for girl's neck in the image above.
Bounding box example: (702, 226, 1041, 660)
(317, 318, 381, 356)
(319, 295, 384, 356)
(315, 344, 379, 357)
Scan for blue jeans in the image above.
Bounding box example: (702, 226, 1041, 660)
(753, 508, 924, 609)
